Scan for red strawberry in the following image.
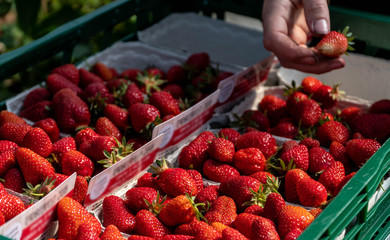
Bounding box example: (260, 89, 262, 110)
(80, 81, 112, 105)
(0, 150, 17, 176)
(51, 63, 79, 85)
(296, 177, 328, 207)
(277, 205, 314, 238)
(185, 52, 210, 73)
(79, 136, 118, 162)
(369, 99, 390, 114)
(0, 123, 32, 146)
(61, 149, 94, 178)
(78, 68, 104, 89)
(149, 91, 181, 117)
(0, 211, 4, 226)
(125, 186, 161, 213)
(233, 147, 266, 175)
(333, 171, 356, 196)
(120, 68, 142, 81)
(350, 113, 390, 143)
(51, 136, 77, 160)
(244, 204, 264, 215)
(178, 131, 215, 171)
(0, 110, 26, 127)
(52, 88, 91, 133)
(33, 118, 60, 143)
(22, 87, 51, 110)
(2, 168, 26, 193)
(195, 185, 219, 205)
(102, 195, 136, 234)
(249, 171, 277, 185)
(19, 100, 53, 122)
(262, 192, 286, 224)
(284, 169, 310, 203)
(163, 84, 185, 99)
(235, 131, 277, 159)
(91, 62, 114, 82)
(222, 227, 249, 240)
(46, 73, 82, 95)
(340, 106, 363, 125)
(345, 138, 381, 167)
(74, 128, 99, 148)
(320, 111, 334, 121)
(298, 137, 320, 150)
(286, 91, 308, 116)
(128, 103, 161, 133)
(100, 224, 127, 240)
(158, 194, 198, 227)
(136, 172, 159, 190)
(75, 222, 101, 240)
(318, 161, 345, 195)
(57, 196, 101, 240)
(280, 144, 309, 172)
(218, 128, 241, 144)
(166, 65, 188, 83)
(208, 137, 235, 163)
(233, 213, 273, 239)
(22, 127, 53, 158)
(270, 120, 298, 139)
(312, 84, 342, 109)
(308, 146, 335, 174)
(95, 116, 123, 141)
(284, 228, 303, 240)
(0, 185, 26, 221)
(104, 104, 130, 132)
(15, 147, 55, 186)
(329, 141, 355, 174)
(134, 209, 170, 238)
(204, 195, 237, 226)
(146, 67, 166, 79)
(251, 217, 280, 240)
(127, 137, 148, 150)
(186, 169, 204, 193)
(189, 220, 222, 240)
(259, 95, 287, 124)
(203, 159, 240, 183)
(72, 175, 88, 205)
(122, 82, 145, 108)
(316, 120, 350, 147)
(219, 176, 261, 212)
(315, 26, 354, 57)
(237, 110, 271, 132)
(292, 99, 322, 128)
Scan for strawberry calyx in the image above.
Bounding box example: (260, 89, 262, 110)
(243, 176, 280, 207)
(137, 72, 166, 95)
(23, 177, 56, 200)
(185, 192, 206, 222)
(144, 190, 167, 216)
(97, 137, 134, 168)
(341, 26, 355, 54)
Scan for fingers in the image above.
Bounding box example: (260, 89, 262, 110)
(302, 0, 330, 35)
(280, 54, 346, 74)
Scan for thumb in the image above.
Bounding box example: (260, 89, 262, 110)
(302, 0, 330, 36)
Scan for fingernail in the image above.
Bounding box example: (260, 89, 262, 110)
(313, 19, 329, 35)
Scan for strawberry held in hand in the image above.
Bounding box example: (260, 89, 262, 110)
(315, 26, 355, 57)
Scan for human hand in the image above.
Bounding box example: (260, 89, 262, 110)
(262, 0, 345, 74)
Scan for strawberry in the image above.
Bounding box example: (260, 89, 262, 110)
(134, 209, 170, 238)
(218, 128, 241, 144)
(345, 138, 381, 167)
(270, 121, 298, 139)
(316, 120, 350, 147)
(244, 204, 264, 215)
(178, 131, 215, 171)
(76, 222, 101, 240)
(315, 26, 354, 57)
(186, 169, 204, 193)
(149, 91, 181, 117)
(219, 176, 261, 212)
(284, 169, 310, 203)
(284, 228, 303, 240)
(0, 184, 26, 221)
(51, 136, 77, 161)
(0, 150, 17, 176)
(128, 102, 161, 134)
(339, 106, 363, 126)
(312, 84, 343, 109)
(152, 159, 198, 197)
(251, 217, 281, 240)
(189, 220, 222, 240)
(100, 224, 127, 240)
(235, 110, 271, 132)
(309, 208, 323, 218)
(158, 194, 200, 227)
(277, 205, 314, 238)
(127, 137, 148, 150)
(292, 99, 322, 128)
(222, 227, 249, 240)
(0, 110, 26, 127)
(122, 82, 145, 108)
(2, 168, 26, 193)
(286, 91, 308, 116)
(61, 149, 94, 178)
(195, 185, 219, 205)
(258, 95, 288, 124)
(125, 187, 161, 213)
(46, 73, 82, 95)
(80, 81, 112, 105)
(249, 171, 277, 185)
(128, 236, 156, 240)
(32, 118, 60, 143)
(51, 63, 79, 85)
(120, 68, 142, 81)
(19, 100, 53, 122)
(233, 213, 273, 239)
(72, 175, 88, 205)
(146, 67, 166, 79)
(235, 131, 277, 159)
(136, 172, 159, 190)
(296, 177, 328, 207)
(163, 84, 185, 99)
(333, 172, 356, 196)
(102, 195, 136, 234)
(95, 116, 123, 141)
(208, 137, 235, 163)
(166, 65, 188, 83)
(0, 123, 32, 147)
(318, 161, 345, 195)
(350, 113, 390, 143)
(369, 99, 390, 114)
(185, 52, 210, 74)
(74, 127, 99, 148)
(52, 88, 91, 133)
(280, 144, 309, 172)
(57, 196, 101, 240)
(79, 136, 118, 162)
(308, 146, 335, 174)
(22, 127, 53, 158)
(298, 137, 320, 149)
(262, 192, 286, 224)
(78, 68, 104, 89)
(137, 71, 166, 95)
(203, 159, 240, 183)
(320, 111, 334, 121)
(204, 195, 237, 226)
(15, 147, 55, 186)
(233, 147, 266, 175)
(0, 211, 4, 226)
(329, 141, 355, 174)
(104, 104, 130, 132)
(22, 87, 51, 110)
(91, 62, 114, 82)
